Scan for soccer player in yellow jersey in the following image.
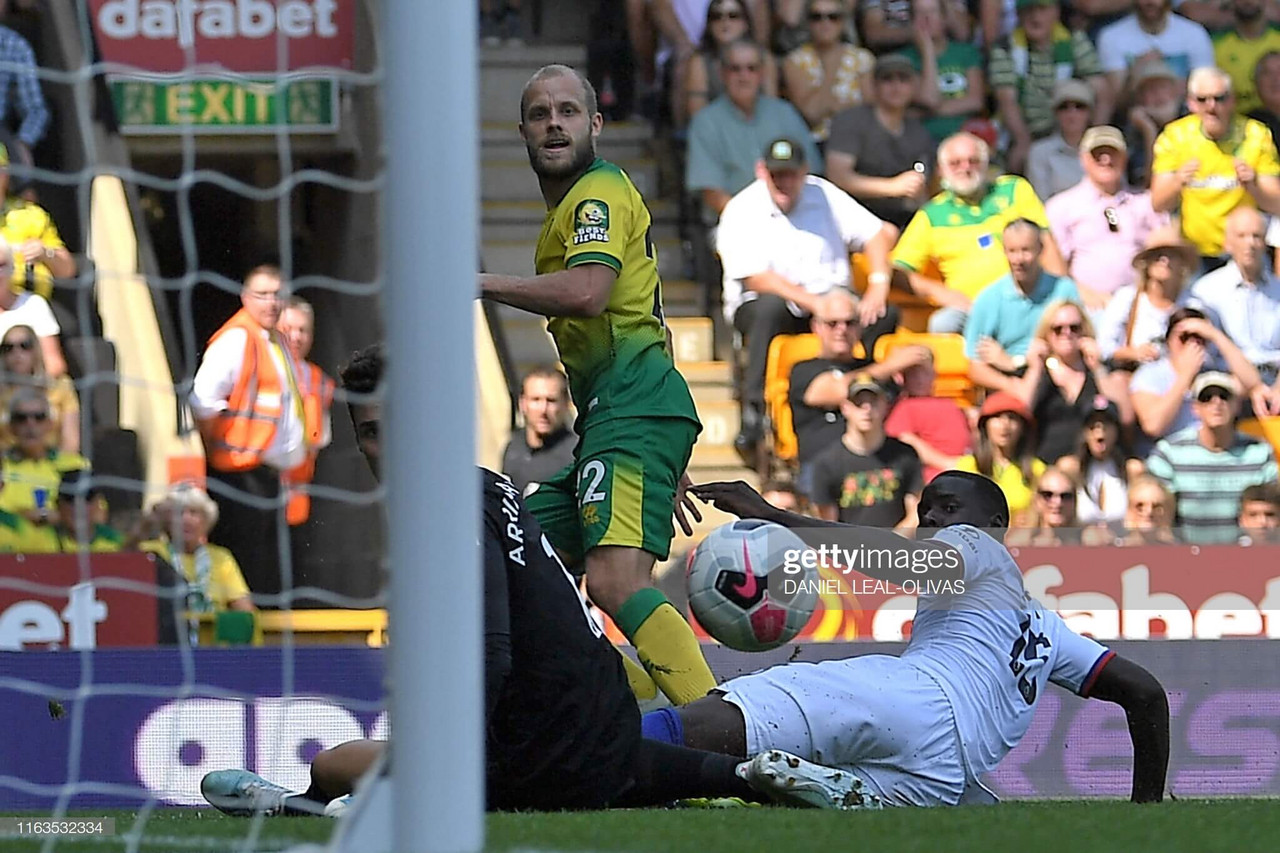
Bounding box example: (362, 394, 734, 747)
(1151, 66, 1280, 267)
(480, 65, 716, 706)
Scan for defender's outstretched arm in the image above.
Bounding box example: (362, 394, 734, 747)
(1087, 655, 1170, 803)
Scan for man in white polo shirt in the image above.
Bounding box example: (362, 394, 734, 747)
(717, 137, 897, 459)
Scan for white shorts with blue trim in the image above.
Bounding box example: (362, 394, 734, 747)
(719, 654, 974, 807)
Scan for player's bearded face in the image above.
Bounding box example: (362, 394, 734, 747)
(520, 78, 601, 180)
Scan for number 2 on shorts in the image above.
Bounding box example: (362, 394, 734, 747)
(579, 459, 608, 505)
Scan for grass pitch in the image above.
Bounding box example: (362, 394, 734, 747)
(0, 800, 1274, 852)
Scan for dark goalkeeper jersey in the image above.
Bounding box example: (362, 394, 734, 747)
(481, 467, 641, 810)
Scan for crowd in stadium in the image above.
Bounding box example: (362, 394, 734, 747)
(497, 0, 1280, 550)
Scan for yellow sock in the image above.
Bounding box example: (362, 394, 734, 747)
(618, 648, 659, 702)
(616, 588, 716, 706)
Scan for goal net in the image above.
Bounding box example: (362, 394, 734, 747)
(0, 2, 482, 851)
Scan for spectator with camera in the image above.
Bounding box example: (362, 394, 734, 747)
(892, 132, 1066, 335)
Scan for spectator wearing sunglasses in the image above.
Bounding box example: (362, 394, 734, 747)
(0, 386, 87, 524)
(1047, 125, 1169, 321)
(1130, 306, 1263, 444)
(1151, 66, 1280, 272)
(781, 0, 873, 145)
(1011, 300, 1120, 465)
(1187, 206, 1280, 390)
(1006, 465, 1086, 545)
(1109, 474, 1179, 546)
(0, 323, 77, 453)
(787, 288, 924, 495)
(686, 40, 818, 221)
(1146, 371, 1278, 543)
(679, 0, 779, 128)
(0, 236, 64, 376)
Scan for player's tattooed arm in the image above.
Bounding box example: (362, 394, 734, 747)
(689, 481, 963, 584)
(479, 265, 618, 318)
(1086, 655, 1170, 803)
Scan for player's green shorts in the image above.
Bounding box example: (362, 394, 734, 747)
(526, 416, 699, 566)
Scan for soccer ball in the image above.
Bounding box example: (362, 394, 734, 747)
(686, 519, 817, 652)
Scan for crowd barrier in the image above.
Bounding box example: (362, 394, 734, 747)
(4, 545, 1280, 650)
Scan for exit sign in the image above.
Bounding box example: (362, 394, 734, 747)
(111, 76, 337, 134)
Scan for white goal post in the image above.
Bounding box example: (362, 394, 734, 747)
(329, 1, 484, 852)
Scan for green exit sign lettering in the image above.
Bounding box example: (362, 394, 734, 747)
(112, 77, 337, 134)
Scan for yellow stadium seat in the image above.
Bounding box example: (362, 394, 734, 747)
(873, 332, 978, 408)
(1237, 417, 1280, 460)
(765, 333, 866, 462)
(851, 252, 941, 332)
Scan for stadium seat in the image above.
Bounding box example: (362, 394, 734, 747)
(1237, 417, 1280, 460)
(850, 253, 939, 333)
(873, 332, 978, 408)
(764, 333, 866, 462)
(65, 337, 120, 429)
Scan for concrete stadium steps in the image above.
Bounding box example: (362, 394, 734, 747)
(483, 157, 660, 203)
(668, 316, 712, 363)
(482, 121, 655, 165)
(479, 45, 587, 124)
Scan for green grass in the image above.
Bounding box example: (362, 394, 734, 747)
(0, 801, 1276, 853)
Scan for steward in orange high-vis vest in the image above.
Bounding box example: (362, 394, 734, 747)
(198, 307, 308, 475)
(283, 361, 335, 525)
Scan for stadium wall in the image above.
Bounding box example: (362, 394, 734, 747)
(1, 642, 1277, 809)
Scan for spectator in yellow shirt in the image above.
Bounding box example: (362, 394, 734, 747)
(0, 387, 87, 521)
(0, 142, 74, 299)
(140, 484, 254, 614)
(1151, 66, 1280, 269)
(19, 469, 122, 553)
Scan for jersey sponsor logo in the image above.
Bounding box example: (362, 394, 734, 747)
(1189, 175, 1240, 190)
(572, 199, 610, 245)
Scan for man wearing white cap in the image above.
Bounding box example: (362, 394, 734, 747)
(1026, 79, 1094, 202)
(1046, 124, 1169, 318)
(1146, 371, 1278, 544)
